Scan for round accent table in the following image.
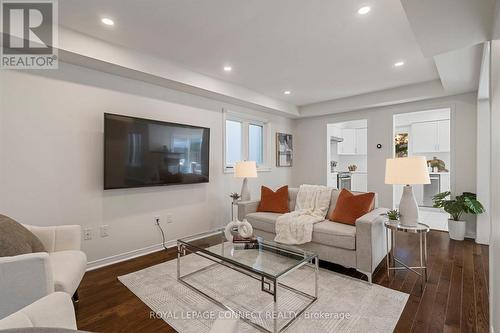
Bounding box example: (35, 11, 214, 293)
(384, 220, 430, 291)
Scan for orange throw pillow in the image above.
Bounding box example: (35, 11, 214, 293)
(329, 189, 375, 225)
(257, 186, 289, 213)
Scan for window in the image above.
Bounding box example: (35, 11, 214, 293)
(225, 120, 242, 166)
(224, 112, 269, 171)
(249, 124, 263, 165)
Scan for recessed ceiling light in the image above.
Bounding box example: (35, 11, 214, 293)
(394, 61, 405, 67)
(223, 66, 232, 72)
(357, 6, 371, 15)
(101, 17, 114, 26)
(284, 90, 291, 95)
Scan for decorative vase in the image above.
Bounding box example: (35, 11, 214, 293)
(238, 219, 253, 238)
(448, 219, 466, 241)
(224, 219, 254, 241)
(224, 221, 239, 242)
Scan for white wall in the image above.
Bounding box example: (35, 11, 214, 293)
(337, 155, 367, 173)
(476, 98, 491, 245)
(489, 39, 500, 333)
(0, 62, 293, 266)
(293, 93, 477, 235)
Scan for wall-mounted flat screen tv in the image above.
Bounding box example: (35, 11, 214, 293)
(104, 113, 210, 189)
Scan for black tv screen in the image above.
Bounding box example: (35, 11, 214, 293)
(104, 113, 210, 189)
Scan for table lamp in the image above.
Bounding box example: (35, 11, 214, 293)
(385, 156, 430, 226)
(234, 161, 257, 201)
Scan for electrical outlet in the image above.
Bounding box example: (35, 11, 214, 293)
(166, 213, 173, 224)
(154, 215, 161, 225)
(100, 225, 109, 237)
(83, 228, 92, 240)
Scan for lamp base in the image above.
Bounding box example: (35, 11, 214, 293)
(240, 177, 251, 201)
(399, 185, 419, 227)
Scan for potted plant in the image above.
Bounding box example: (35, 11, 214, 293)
(432, 191, 485, 241)
(229, 192, 241, 203)
(387, 209, 400, 221)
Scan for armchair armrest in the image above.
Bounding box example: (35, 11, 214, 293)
(237, 200, 260, 221)
(355, 208, 388, 277)
(23, 224, 81, 252)
(0, 253, 54, 319)
(0, 292, 76, 330)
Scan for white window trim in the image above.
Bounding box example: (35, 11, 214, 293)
(223, 109, 271, 173)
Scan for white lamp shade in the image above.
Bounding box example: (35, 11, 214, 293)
(385, 156, 430, 185)
(234, 161, 257, 178)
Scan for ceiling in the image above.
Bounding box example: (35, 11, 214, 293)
(58, 0, 440, 106)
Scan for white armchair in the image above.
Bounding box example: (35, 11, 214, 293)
(0, 292, 77, 330)
(0, 224, 87, 319)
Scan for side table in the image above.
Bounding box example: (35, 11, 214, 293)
(384, 220, 430, 290)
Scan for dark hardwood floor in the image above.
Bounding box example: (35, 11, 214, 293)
(76, 230, 489, 333)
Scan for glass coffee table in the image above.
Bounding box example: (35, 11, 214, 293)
(177, 229, 319, 333)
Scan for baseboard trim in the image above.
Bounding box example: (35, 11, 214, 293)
(86, 241, 176, 271)
(465, 232, 476, 239)
(475, 237, 490, 245)
(86, 228, 222, 271)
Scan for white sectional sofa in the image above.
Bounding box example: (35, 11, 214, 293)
(0, 224, 87, 319)
(237, 188, 388, 283)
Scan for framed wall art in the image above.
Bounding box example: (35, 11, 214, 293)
(276, 133, 293, 167)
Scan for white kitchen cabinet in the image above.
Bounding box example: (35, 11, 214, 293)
(355, 128, 367, 155)
(412, 120, 450, 153)
(412, 122, 438, 153)
(439, 173, 451, 193)
(338, 129, 356, 154)
(437, 120, 450, 152)
(328, 172, 338, 188)
(351, 173, 368, 192)
(338, 128, 366, 155)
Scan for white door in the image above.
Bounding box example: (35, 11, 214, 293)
(355, 128, 367, 155)
(412, 122, 438, 153)
(437, 120, 450, 152)
(338, 129, 356, 154)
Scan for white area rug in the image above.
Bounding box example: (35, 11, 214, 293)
(119, 249, 408, 333)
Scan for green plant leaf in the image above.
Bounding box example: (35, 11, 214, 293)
(431, 191, 484, 221)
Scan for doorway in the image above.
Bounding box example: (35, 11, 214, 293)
(326, 119, 368, 191)
(393, 109, 451, 231)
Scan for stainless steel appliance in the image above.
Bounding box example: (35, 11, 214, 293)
(337, 172, 351, 190)
(423, 174, 440, 207)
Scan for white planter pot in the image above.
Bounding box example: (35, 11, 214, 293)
(448, 219, 466, 241)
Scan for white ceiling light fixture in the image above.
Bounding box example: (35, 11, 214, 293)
(357, 6, 371, 15)
(284, 90, 291, 95)
(394, 61, 405, 67)
(223, 66, 232, 72)
(101, 17, 114, 26)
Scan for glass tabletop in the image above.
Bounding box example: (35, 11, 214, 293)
(178, 228, 317, 278)
(384, 220, 430, 233)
